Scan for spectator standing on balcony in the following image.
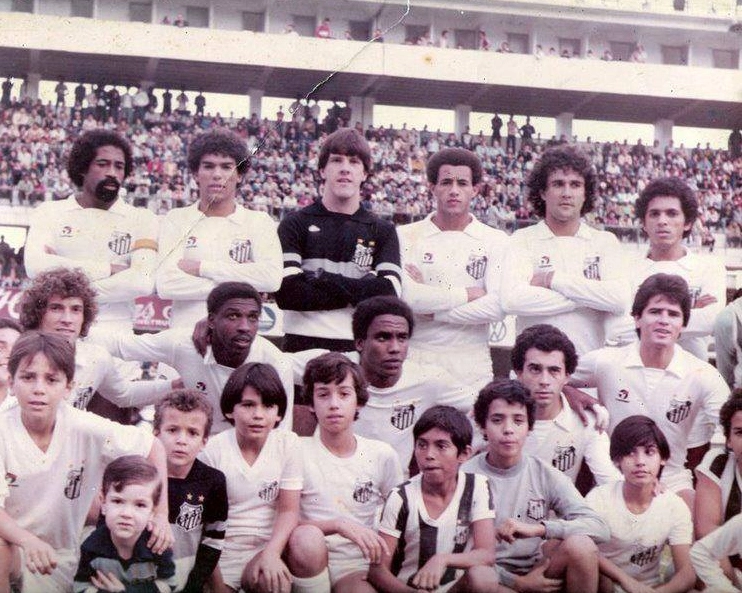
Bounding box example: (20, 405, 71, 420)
(157, 129, 282, 329)
(275, 128, 401, 352)
(505, 115, 518, 154)
(176, 89, 188, 113)
(173, 13, 187, 27)
(501, 144, 630, 356)
(478, 30, 491, 51)
(195, 92, 206, 116)
(438, 29, 449, 48)
(1, 78, 12, 107)
(520, 116, 535, 149)
(315, 17, 332, 39)
(107, 86, 121, 121)
(162, 88, 172, 115)
(74, 81, 86, 107)
(54, 79, 68, 109)
(133, 86, 149, 122)
(630, 43, 647, 63)
(490, 113, 503, 145)
(120, 86, 133, 122)
(25, 129, 159, 337)
(728, 128, 742, 159)
(398, 148, 507, 392)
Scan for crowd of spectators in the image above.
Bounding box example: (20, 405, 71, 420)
(0, 87, 740, 283)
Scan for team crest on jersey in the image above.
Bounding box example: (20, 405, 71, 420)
(259, 480, 279, 502)
(616, 389, 630, 403)
(582, 256, 601, 280)
(4, 472, 17, 488)
(526, 498, 546, 521)
(666, 399, 691, 424)
(466, 254, 487, 280)
(352, 479, 374, 504)
(73, 386, 94, 410)
(630, 544, 659, 567)
(689, 285, 702, 307)
(352, 239, 375, 272)
(538, 255, 551, 267)
(229, 239, 252, 263)
(60, 225, 74, 237)
(195, 381, 207, 392)
(176, 501, 203, 532)
(390, 404, 416, 431)
(453, 523, 469, 546)
(552, 445, 576, 472)
(64, 467, 84, 500)
(423, 252, 433, 264)
(108, 231, 132, 256)
(186, 236, 198, 248)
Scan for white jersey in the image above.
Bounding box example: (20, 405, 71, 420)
(525, 394, 621, 485)
(72, 340, 171, 410)
(586, 481, 692, 587)
(25, 195, 158, 330)
(695, 449, 741, 521)
(0, 403, 152, 575)
(572, 342, 729, 491)
(201, 429, 302, 542)
(501, 220, 630, 355)
(379, 472, 495, 589)
(691, 513, 742, 592)
(300, 433, 402, 557)
(606, 250, 727, 359)
(108, 328, 294, 434)
(156, 203, 282, 329)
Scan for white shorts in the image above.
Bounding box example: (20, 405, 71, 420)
(327, 541, 368, 585)
(218, 535, 267, 591)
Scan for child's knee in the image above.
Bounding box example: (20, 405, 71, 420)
(462, 565, 500, 593)
(561, 534, 598, 560)
(286, 525, 327, 575)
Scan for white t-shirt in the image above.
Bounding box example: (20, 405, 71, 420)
(201, 429, 302, 542)
(586, 481, 692, 586)
(25, 196, 158, 329)
(156, 203, 282, 329)
(501, 220, 630, 355)
(300, 433, 402, 557)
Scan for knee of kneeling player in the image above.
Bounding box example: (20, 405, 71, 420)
(286, 525, 328, 573)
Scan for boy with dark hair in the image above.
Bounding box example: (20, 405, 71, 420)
(571, 273, 729, 509)
(73, 456, 177, 593)
(276, 128, 401, 353)
(608, 176, 725, 360)
(157, 128, 282, 328)
(512, 324, 619, 486)
(463, 379, 608, 593)
(398, 147, 507, 392)
(287, 353, 402, 593)
(369, 405, 499, 593)
(153, 390, 228, 592)
(502, 144, 630, 356)
(0, 332, 171, 593)
(586, 416, 695, 592)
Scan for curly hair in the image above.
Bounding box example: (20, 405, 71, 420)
(20, 267, 98, 337)
(426, 147, 483, 185)
(635, 177, 698, 239)
(66, 130, 133, 187)
(526, 144, 596, 218)
(187, 128, 249, 175)
(720, 389, 742, 440)
(511, 324, 578, 375)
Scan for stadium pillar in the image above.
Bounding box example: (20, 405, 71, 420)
(349, 96, 374, 129)
(555, 112, 573, 141)
(249, 89, 264, 119)
(654, 119, 673, 150)
(454, 104, 471, 136)
(24, 73, 41, 100)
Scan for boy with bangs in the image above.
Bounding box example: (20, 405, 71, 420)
(73, 456, 177, 593)
(202, 363, 301, 593)
(0, 332, 170, 593)
(153, 390, 228, 592)
(276, 128, 402, 353)
(585, 416, 695, 593)
(463, 379, 608, 593)
(369, 406, 500, 593)
(286, 352, 402, 593)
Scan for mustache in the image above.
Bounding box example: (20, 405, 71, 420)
(95, 178, 121, 202)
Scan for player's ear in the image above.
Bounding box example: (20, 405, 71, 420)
(458, 444, 473, 463)
(354, 338, 364, 353)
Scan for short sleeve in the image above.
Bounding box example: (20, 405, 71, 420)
(279, 432, 303, 491)
(378, 487, 406, 539)
(471, 473, 496, 523)
(667, 494, 693, 546)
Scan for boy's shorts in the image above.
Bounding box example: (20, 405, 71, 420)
(218, 535, 267, 591)
(327, 542, 369, 585)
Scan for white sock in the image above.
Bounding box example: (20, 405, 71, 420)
(292, 568, 331, 593)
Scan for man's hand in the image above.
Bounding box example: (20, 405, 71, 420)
(496, 519, 545, 543)
(19, 534, 58, 575)
(335, 518, 390, 564)
(529, 268, 554, 288)
(466, 286, 486, 301)
(513, 560, 562, 593)
(90, 570, 126, 592)
(250, 551, 292, 593)
(191, 317, 211, 356)
(404, 263, 425, 284)
(177, 258, 201, 277)
(693, 294, 717, 309)
(562, 385, 609, 431)
(147, 514, 174, 554)
(411, 554, 447, 590)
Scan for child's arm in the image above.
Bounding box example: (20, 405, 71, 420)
(691, 517, 741, 593)
(145, 438, 173, 554)
(654, 544, 695, 593)
(0, 508, 57, 576)
(154, 548, 178, 593)
(366, 532, 417, 593)
(301, 516, 390, 565)
(248, 488, 299, 593)
(411, 517, 496, 591)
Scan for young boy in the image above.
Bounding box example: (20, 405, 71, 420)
(286, 352, 402, 593)
(462, 379, 608, 593)
(201, 362, 301, 593)
(0, 331, 170, 593)
(368, 405, 499, 593)
(73, 456, 177, 592)
(153, 390, 228, 592)
(585, 415, 695, 592)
